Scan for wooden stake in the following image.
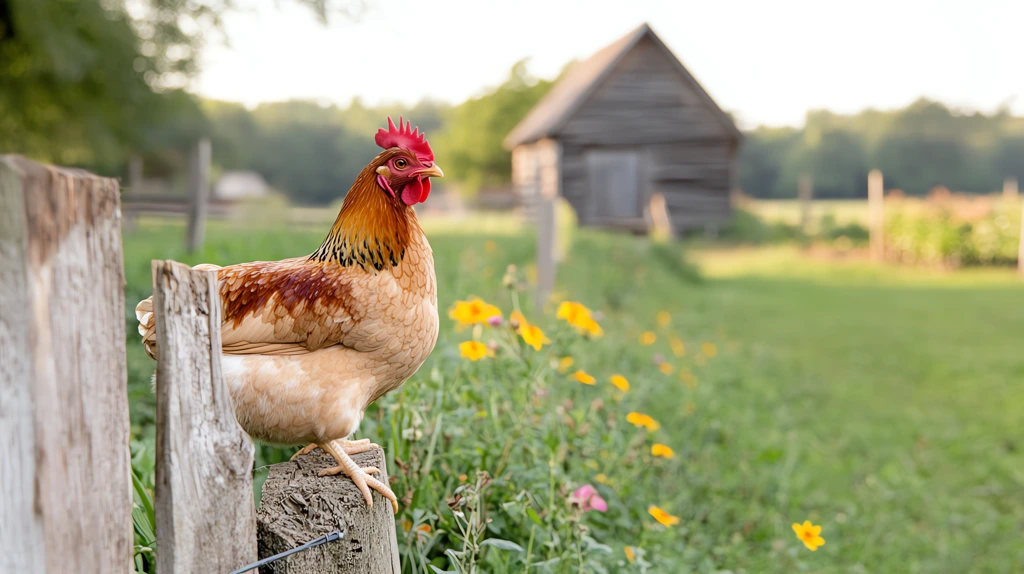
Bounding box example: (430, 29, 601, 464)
(798, 174, 813, 233)
(1004, 177, 1019, 201)
(868, 169, 884, 261)
(0, 156, 132, 573)
(535, 138, 560, 311)
(186, 138, 211, 253)
(153, 260, 257, 574)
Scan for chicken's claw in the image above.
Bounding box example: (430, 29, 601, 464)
(290, 442, 320, 461)
(320, 441, 398, 512)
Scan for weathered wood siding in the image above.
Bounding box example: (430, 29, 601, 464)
(553, 36, 735, 230)
(558, 36, 733, 147)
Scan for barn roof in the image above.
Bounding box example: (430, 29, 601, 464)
(503, 23, 742, 149)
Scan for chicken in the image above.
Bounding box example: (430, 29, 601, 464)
(135, 117, 442, 510)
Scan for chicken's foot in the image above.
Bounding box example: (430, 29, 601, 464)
(319, 440, 398, 511)
(289, 438, 379, 461)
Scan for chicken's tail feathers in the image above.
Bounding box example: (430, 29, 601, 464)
(135, 296, 158, 360)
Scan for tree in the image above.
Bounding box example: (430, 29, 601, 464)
(431, 60, 554, 194)
(0, 0, 356, 171)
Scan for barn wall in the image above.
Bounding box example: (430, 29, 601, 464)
(552, 35, 736, 230)
(557, 36, 733, 147)
(649, 142, 734, 230)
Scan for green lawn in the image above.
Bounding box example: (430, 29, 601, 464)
(123, 218, 1024, 573)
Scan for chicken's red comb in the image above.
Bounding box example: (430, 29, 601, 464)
(375, 116, 433, 161)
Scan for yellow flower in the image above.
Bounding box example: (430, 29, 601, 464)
(701, 342, 718, 358)
(648, 505, 680, 527)
(459, 341, 492, 361)
(557, 301, 603, 337)
(680, 369, 697, 389)
(595, 473, 609, 485)
(578, 316, 604, 337)
(624, 546, 635, 563)
(792, 520, 825, 551)
(510, 310, 527, 327)
(640, 331, 657, 345)
(658, 363, 674, 375)
(557, 356, 575, 373)
(402, 519, 413, 532)
(417, 524, 432, 534)
(520, 324, 549, 351)
(670, 337, 686, 357)
(651, 443, 675, 458)
(609, 374, 630, 392)
(511, 311, 550, 351)
(458, 474, 468, 482)
(626, 412, 661, 431)
(656, 311, 671, 327)
(573, 370, 596, 385)
(484, 239, 498, 253)
(449, 297, 502, 326)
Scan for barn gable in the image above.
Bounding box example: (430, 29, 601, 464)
(507, 23, 741, 234)
(504, 23, 741, 149)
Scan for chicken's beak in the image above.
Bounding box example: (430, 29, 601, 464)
(415, 164, 444, 179)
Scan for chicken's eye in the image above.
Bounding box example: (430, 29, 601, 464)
(394, 158, 408, 169)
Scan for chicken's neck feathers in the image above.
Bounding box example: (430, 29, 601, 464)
(309, 158, 420, 272)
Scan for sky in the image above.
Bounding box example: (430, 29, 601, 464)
(196, 0, 1024, 129)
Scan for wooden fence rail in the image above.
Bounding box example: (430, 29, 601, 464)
(0, 156, 133, 573)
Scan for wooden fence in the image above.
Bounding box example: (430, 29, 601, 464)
(1, 156, 398, 573)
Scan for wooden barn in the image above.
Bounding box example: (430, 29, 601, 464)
(505, 23, 742, 233)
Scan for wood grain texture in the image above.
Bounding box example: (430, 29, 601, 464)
(257, 448, 400, 573)
(152, 260, 257, 574)
(0, 155, 132, 574)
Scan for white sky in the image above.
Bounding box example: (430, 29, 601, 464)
(196, 0, 1024, 129)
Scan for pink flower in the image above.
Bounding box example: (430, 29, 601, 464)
(487, 315, 504, 327)
(571, 484, 608, 513)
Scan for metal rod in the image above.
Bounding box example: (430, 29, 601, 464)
(227, 529, 346, 574)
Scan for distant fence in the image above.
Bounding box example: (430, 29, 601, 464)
(123, 139, 216, 253)
(1, 156, 398, 573)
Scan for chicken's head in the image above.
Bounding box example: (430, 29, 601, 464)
(374, 116, 443, 206)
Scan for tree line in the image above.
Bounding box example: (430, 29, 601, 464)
(3, 0, 1022, 204)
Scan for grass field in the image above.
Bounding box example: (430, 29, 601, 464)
(123, 216, 1024, 573)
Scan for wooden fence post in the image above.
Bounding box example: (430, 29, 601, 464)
(152, 260, 257, 574)
(186, 138, 211, 253)
(868, 169, 884, 261)
(535, 138, 560, 312)
(1018, 198, 1024, 277)
(798, 173, 813, 233)
(0, 156, 133, 573)
(1004, 177, 1019, 201)
(257, 449, 400, 573)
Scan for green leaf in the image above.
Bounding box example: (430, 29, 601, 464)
(480, 538, 524, 552)
(526, 507, 543, 526)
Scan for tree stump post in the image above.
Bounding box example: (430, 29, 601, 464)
(152, 260, 257, 574)
(0, 156, 133, 573)
(257, 448, 400, 573)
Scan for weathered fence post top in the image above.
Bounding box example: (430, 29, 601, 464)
(152, 259, 258, 574)
(0, 156, 133, 573)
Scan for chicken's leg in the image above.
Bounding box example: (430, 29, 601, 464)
(319, 439, 398, 511)
(289, 438, 379, 461)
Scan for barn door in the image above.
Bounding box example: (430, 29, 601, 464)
(586, 150, 642, 220)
